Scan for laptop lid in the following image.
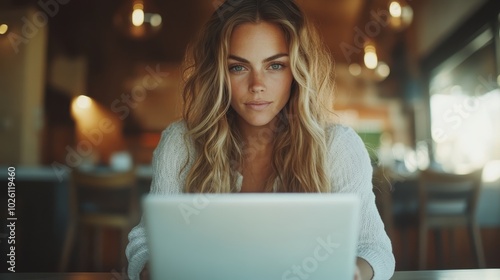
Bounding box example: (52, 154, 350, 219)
(143, 193, 360, 280)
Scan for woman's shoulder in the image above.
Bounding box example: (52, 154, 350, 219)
(324, 123, 363, 149)
(323, 122, 371, 170)
(154, 119, 191, 156)
(323, 124, 373, 192)
(161, 119, 188, 137)
(150, 120, 192, 194)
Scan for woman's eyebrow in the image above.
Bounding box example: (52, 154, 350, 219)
(228, 53, 289, 63)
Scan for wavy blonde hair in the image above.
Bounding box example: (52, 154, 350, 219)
(182, 0, 335, 193)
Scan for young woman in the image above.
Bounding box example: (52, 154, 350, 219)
(126, 0, 395, 279)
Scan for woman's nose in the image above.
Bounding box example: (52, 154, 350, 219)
(249, 71, 266, 93)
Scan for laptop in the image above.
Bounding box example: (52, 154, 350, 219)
(143, 193, 360, 280)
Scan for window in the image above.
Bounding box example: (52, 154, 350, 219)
(429, 28, 500, 173)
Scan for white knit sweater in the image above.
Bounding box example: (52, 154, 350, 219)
(126, 121, 395, 280)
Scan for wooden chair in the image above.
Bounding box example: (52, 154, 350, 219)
(59, 168, 138, 271)
(372, 167, 395, 237)
(373, 167, 419, 270)
(418, 168, 485, 269)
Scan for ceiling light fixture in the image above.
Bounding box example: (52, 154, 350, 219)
(0, 24, 8, 35)
(388, 0, 413, 31)
(350, 49, 391, 82)
(364, 44, 378, 70)
(114, 0, 162, 39)
(74, 95, 92, 109)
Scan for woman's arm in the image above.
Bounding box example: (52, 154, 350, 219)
(126, 218, 149, 280)
(126, 121, 190, 280)
(327, 125, 395, 280)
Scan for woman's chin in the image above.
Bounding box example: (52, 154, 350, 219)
(239, 116, 276, 128)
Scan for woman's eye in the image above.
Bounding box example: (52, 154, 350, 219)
(229, 65, 245, 72)
(269, 63, 284, 70)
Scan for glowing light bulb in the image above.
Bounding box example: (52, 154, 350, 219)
(388, 1, 413, 31)
(389, 1, 402, 18)
(75, 95, 92, 109)
(0, 24, 8, 35)
(364, 45, 378, 70)
(132, 8, 145, 26)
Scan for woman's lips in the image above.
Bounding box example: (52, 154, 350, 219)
(244, 101, 272, 110)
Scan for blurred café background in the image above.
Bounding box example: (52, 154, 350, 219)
(1, 0, 500, 274)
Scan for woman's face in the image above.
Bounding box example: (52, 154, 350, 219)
(228, 21, 293, 130)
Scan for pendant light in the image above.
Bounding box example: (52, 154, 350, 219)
(114, 0, 162, 39)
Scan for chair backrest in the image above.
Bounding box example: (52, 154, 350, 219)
(418, 168, 483, 218)
(72, 168, 137, 189)
(69, 168, 138, 217)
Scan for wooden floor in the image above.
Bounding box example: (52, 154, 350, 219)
(391, 226, 500, 270)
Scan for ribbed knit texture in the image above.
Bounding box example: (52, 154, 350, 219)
(126, 121, 395, 280)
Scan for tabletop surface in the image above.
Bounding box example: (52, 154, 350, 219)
(390, 268, 500, 279)
(1, 269, 500, 280)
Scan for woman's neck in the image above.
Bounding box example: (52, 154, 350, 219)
(237, 119, 277, 157)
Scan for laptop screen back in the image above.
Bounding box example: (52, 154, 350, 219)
(143, 193, 360, 280)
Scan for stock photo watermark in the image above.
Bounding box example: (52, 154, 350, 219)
(111, 65, 169, 120)
(5, 167, 17, 272)
(50, 65, 169, 181)
(340, 10, 390, 63)
(7, 0, 70, 54)
(178, 193, 212, 225)
(432, 74, 499, 143)
(282, 234, 340, 280)
(231, 112, 300, 169)
(340, 0, 414, 63)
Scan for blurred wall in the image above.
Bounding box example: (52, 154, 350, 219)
(414, 0, 488, 57)
(0, 7, 46, 165)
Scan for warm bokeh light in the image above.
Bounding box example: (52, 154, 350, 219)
(364, 45, 375, 53)
(364, 45, 378, 69)
(0, 24, 8, 35)
(375, 62, 390, 78)
(133, 2, 144, 10)
(150, 14, 162, 27)
(388, 0, 413, 30)
(114, 0, 162, 38)
(364, 48, 378, 70)
(69, 94, 127, 165)
(75, 95, 92, 109)
(132, 8, 145, 26)
(348, 63, 361, 76)
(389, 1, 402, 18)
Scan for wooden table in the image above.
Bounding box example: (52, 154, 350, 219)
(1, 269, 500, 279)
(391, 268, 500, 279)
